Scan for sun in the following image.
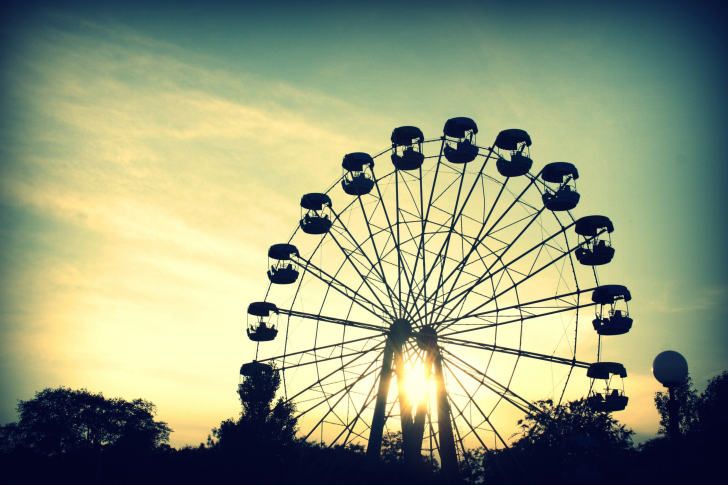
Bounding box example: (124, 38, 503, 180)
(405, 361, 431, 407)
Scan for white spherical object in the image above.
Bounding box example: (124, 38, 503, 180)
(653, 351, 688, 387)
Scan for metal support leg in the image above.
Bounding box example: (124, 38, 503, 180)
(434, 350, 459, 482)
(407, 350, 435, 468)
(367, 339, 394, 461)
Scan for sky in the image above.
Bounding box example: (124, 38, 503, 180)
(1, 0, 727, 448)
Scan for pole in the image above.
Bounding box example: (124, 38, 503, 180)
(668, 386, 680, 478)
(434, 350, 459, 483)
(367, 339, 394, 461)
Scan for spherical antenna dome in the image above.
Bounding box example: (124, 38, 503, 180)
(652, 350, 688, 387)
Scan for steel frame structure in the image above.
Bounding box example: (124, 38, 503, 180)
(251, 128, 606, 480)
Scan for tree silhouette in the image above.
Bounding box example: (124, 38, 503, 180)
(209, 363, 297, 483)
(0, 387, 170, 456)
(653, 375, 699, 437)
(466, 398, 634, 484)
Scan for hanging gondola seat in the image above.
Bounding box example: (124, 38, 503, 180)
(575, 241, 615, 266)
(574, 216, 615, 265)
(391, 126, 425, 171)
(392, 147, 425, 171)
(592, 310, 633, 335)
(268, 263, 299, 284)
(300, 193, 333, 234)
(541, 162, 580, 211)
(341, 153, 375, 195)
(587, 390, 628, 412)
(267, 244, 300, 284)
(240, 361, 272, 376)
(496, 153, 533, 177)
(247, 321, 278, 342)
(542, 185, 580, 211)
(300, 214, 332, 234)
(444, 140, 479, 164)
(342, 174, 375, 196)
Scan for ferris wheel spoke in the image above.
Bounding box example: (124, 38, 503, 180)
(324, 228, 396, 319)
(429, 173, 541, 315)
(441, 349, 534, 416)
(296, 256, 391, 320)
(276, 344, 386, 371)
(370, 168, 407, 318)
(332, 375, 379, 447)
(285, 340, 384, 402)
(356, 196, 399, 316)
(442, 357, 518, 451)
(258, 334, 382, 367)
(430, 195, 544, 323)
(425, 163, 468, 326)
(438, 335, 589, 368)
(445, 228, 606, 327)
(280, 308, 387, 333)
(442, 358, 530, 483)
(438, 205, 543, 304)
(431, 221, 582, 324)
(331, 207, 397, 306)
(440, 299, 595, 339)
(441, 288, 594, 325)
(300, 352, 384, 439)
(291, 345, 385, 414)
(410, 174, 510, 324)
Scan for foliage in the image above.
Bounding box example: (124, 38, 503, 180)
(653, 375, 699, 436)
(465, 398, 634, 484)
(211, 363, 297, 450)
(0, 387, 171, 456)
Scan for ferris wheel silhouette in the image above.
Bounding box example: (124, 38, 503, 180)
(243, 117, 633, 479)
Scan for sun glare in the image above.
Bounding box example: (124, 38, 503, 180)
(405, 362, 431, 406)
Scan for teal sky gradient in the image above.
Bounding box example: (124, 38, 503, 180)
(1, 1, 726, 447)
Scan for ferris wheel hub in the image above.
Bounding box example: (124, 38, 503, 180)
(389, 318, 412, 345)
(416, 325, 438, 351)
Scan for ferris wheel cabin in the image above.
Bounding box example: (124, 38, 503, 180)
(247, 301, 279, 342)
(341, 152, 375, 196)
(267, 243, 300, 285)
(591, 285, 633, 336)
(541, 162, 580, 211)
(391, 126, 425, 171)
(494, 128, 533, 177)
(443, 117, 479, 164)
(300, 193, 333, 234)
(586, 362, 629, 412)
(574, 216, 615, 266)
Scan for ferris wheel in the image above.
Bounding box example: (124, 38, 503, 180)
(242, 118, 633, 479)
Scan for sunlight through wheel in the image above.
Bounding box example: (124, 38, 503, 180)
(244, 118, 632, 479)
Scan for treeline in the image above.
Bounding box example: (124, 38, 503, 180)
(2, 370, 726, 485)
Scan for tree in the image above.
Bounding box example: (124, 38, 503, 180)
(209, 363, 298, 484)
(212, 363, 297, 448)
(469, 399, 634, 484)
(653, 375, 699, 437)
(0, 387, 171, 456)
